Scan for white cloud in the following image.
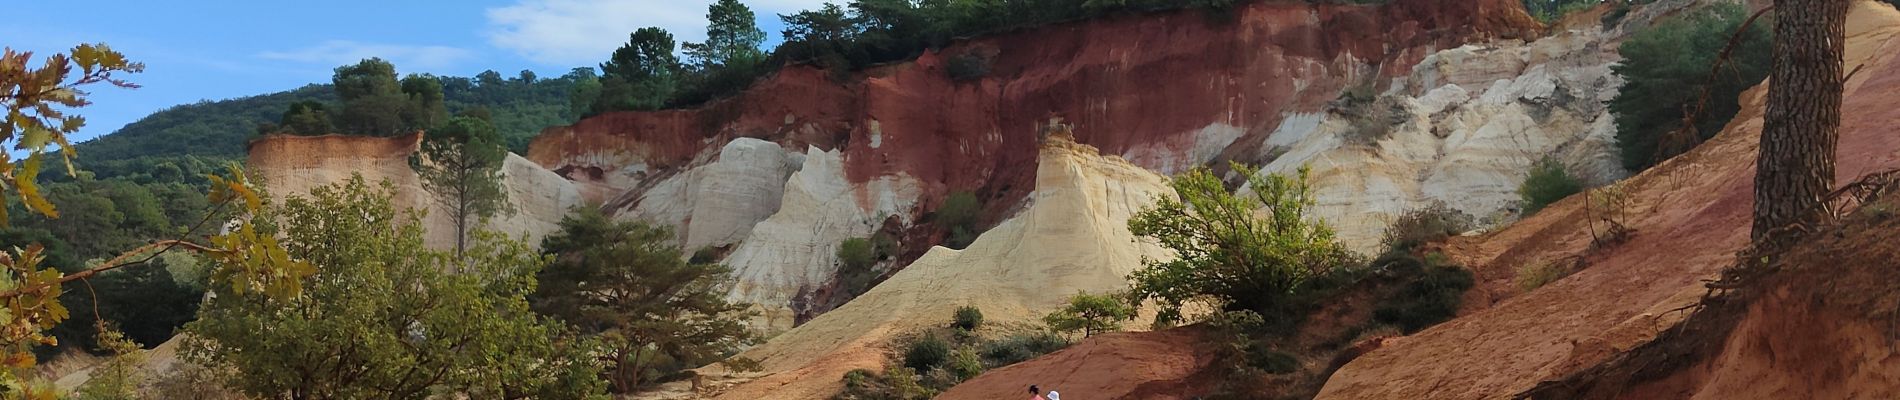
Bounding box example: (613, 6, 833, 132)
(484, 0, 831, 66)
(259, 40, 474, 70)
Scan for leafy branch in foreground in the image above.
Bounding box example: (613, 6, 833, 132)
(0, 44, 315, 398)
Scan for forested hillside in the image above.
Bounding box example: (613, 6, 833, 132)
(71, 68, 585, 171)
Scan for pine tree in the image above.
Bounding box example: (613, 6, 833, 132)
(1753, 0, 1848, 248)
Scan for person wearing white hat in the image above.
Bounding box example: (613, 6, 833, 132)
(1047, 390, 1061, 400)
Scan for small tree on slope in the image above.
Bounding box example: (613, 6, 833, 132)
(1126, 163, 1353, 326)
(413, 115, 511, 258)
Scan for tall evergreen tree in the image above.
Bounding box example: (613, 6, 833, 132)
(531, 208, 756, 393)
(685, 0, 767, 69)
(597, 27, 682, 112)
(413, 116, 511, 257)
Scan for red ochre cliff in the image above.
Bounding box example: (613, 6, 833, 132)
(527, 0, 1540, 211)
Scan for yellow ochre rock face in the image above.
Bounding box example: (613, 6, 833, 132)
(246, 132, 583, 249)
(707, 136, 1173, 400)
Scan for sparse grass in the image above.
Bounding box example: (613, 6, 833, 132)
(1383, 202, 1477, 253)
(1517, 259, 1573, 291)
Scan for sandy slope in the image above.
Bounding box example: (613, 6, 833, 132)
(1317, 3, 1900, 398)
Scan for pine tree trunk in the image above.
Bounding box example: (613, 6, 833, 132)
(1753, 0, 1848, 247)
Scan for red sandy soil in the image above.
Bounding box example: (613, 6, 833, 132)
(1315, 3, 1900, 399)
(1617, 202, 1900, 399)
(938, 328, 1220, 400)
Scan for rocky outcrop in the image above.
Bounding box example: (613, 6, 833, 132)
(526, 0, 1558, 333)
(611, 138, 805, 252)
(719, 146, 922, 332)
(707, 136, 1173, 400)
(247, 133, 583, 249)
(1316, 4, 1900, 398)
(1258, 23, 1629, 251)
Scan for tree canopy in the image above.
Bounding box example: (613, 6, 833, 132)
(1610, 3, 1771, 171)
(184, 176, 605, 399)
(532, 208, 756, 393)
(1126, 164, 1353, 325)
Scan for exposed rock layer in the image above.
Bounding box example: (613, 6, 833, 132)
(247, 133, 583, 249)
(709, 136, 1173, 400)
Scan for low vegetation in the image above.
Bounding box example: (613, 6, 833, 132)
(1371, 253, 1476, 333)
(1519, 156, 1584, 215)
(1042, 292, 1138, 338)
(954, 305, 985, 331)
(1517, 259, 1576, 291)
(945, 50, 993, 82)
(834, 307, 1075, 399)
(937, 191, 984, 249)
(837, 232, 899, 297)
(1522, 0, 1602, 23)
(1382, 201, 1476, 254)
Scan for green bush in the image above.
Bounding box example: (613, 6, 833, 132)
(903, 335, 952, 372)
(1381, 202, 1475, 253)
(953, 306, 984, 331)
(946, 51, 992, 82)
(1611, 3, 1771, 171)
(1127, 164, 1353, 325)
(1525, 0, 1599, 23)
(948, 346, 984, 381)
(937, 192, 982, 249)
(837, 234, 899, 297)
(1042, 292, 1137, 338)
(1247, 348, 1299, 375)
(1373, 265, 1475, 333)
(1519, 157, 1583, 214)
(978, 332, 1071, 367)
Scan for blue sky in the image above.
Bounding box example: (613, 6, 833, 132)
(6, 0, 832, 144)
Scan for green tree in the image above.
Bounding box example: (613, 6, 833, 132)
(279, 100, 335, 135)
(184, 176, 604, 399)
(412, 116, 512, 257)
(1126, 164, 1352, 325)
(676, 0, 771, 105)
(596, 28, 682, 113)
(531, 208, 757, 393)
(332, 58, 410, 136)
(1610, 4, 1771, 171)
(72, 324, 146, 400)
(1518, 157, 1582, 214)
(1042, 292, 1136, 338)
(400, 73, 449, 130)
(686, 0, 768, 69)
(0, 45, 313, 396)
(567, 68, 602, 120)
